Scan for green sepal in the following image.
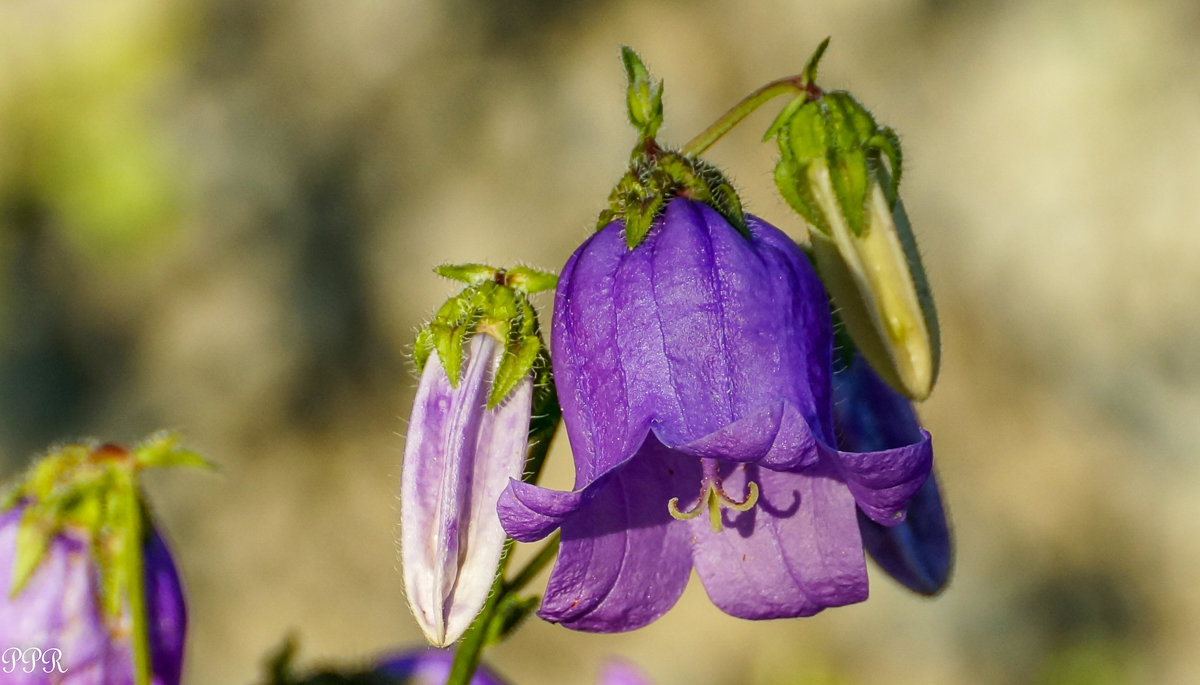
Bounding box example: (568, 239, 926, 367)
(489, 294, 543, 410)
(600, 147, 748, 249)
(413, 326, 435, 373)
(621, 46, 663, 141)
(773, 123, 831, 235)
(430, 320, 469, 388)
(436, 263, 498, 286)
(11, 506, 55, 598)
(623, 192, 666, 249)
(504, 266, 558, 294)
(867, 127, 903, 207)
(135, 433, 214, 471)
(95, 474, 137, 622)
(416, 266, 551, 407)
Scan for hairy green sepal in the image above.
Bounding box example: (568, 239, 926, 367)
(415, 264, 555, 409)
(600, 48, 748, 249)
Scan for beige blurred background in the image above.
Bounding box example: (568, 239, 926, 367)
(1, 0, 1197, 683)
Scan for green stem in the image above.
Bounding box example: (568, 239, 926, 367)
(502, 533, 561, 595)
(127, 494, 151, 685)
(680, 76, 807, 157)
(444, 534, 561, 685)
(445, 544, 509, 685)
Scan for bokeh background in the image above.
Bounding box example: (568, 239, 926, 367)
(1, 0, 1197, 683)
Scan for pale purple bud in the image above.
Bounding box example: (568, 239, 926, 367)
(401, 334, 532, 646)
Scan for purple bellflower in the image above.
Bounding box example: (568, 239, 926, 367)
(833, 353, 952, 595)
(0, 438, 197, 685)
(498, 197, 932, 631)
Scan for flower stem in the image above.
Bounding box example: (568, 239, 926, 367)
(680, 76, 807, 158)
(503, 532, 560, 595)
(444, 534, 561, 685)
(124, 490, 152, 685)
(445, 549, 508, 685)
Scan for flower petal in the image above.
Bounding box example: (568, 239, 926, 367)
(690, 459, 868, 619)
(145, 526, 187, 684)
(598, 660, 655, 685)
(375, 648, 509, 685)
(536, 437, 699, 632)
(833, 353, 950, 592)
(401, 334, 532, 646)
(670, 400, 819, 470)
(857, 472, 952, 595)
(826, 432, 932, 525)
(497, 479, 584, 543)
(552, 223, 657, 488)
(826, 351, 934, 524)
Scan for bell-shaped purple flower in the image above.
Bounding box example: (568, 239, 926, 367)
(833, 353, 952, 595)
(0, 504, 186, 685)
(498, 198, 932, 631)
(401, 333, 533, 646)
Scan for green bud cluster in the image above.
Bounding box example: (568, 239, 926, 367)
(413, 264, 556, 409)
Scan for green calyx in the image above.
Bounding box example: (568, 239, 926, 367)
(600, 48, 747, 249)
(765, 40, 902, 239)
(1, 434, 209, 685)
(415, 264, 555, 409)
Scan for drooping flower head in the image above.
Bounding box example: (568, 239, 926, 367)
(0, 436, 202, 685)
(499, 198, 932, 631)
(400, 264, 556, 647)
(496, 48, 934, 632)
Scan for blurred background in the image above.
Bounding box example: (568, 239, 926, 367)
(1, 0, 1197, 683)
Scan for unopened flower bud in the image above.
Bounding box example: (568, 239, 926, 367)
(767, 42, 940, 400)
(401, 265, 552, 646)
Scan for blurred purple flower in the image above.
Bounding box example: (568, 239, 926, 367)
(833, 353, 952, 595)
(0, 504, 186, 685)
(498, 198, 932, 631)
(401, 334, 533, 646)
(596, 660, 653, 685)
(374, 649, 507, 685)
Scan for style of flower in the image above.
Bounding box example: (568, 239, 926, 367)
(498, 197, 932, 631)
(833, 353, 952, 595)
